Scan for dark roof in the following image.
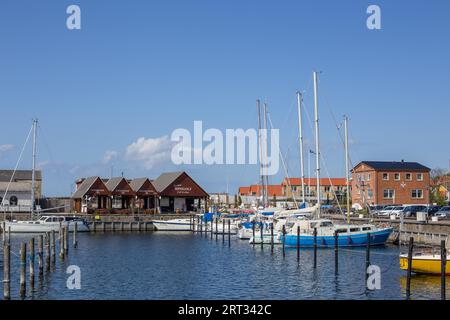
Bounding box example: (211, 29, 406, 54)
(152, 172, 184, 193)
(356, 161, 430, 172)
(105, 177, 126, 191)
(0, 170, 42, 182)
(72, 177, 101, 198)
(129, 178, 149, 192)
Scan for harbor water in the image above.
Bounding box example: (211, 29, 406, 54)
(0, 232, 446, 300)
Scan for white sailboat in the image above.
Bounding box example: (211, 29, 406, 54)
(2, 119, 90, 233)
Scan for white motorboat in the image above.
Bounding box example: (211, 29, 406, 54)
(152, 219, 192, 231)
(2, 215, 90, 233)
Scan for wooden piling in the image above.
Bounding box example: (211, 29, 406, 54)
(441, 240, 446, 301)
(111, 221, 115, 232)
(282, 225, 286, 259)
(313, 227, 317, 268)
(64, 226, 69, 254)
(366, 233, 371, 281)
(102, 222, 106, 233)
(73, 222, 78, 248)
(334, 231, 339, 274)
(45, 233, 50, 272)
(215, 217, 218, 241)
(1, 221, 5, 243)
(93, 221, 96, 232)
(228, 220, 231, 247)
(59, 227, 65, 260)
(297, 226, 300, 262)
(3, 242, 10, 300)
(38, 235, 44, 275)
(7, 226, 11, 245)
(129, 221, 132, 232)
(222, 219, 225, 244)
(20, 242, 26, 298)
(406, 237, 414, 300)
(252, 222, 256, 247)
(138, 222, 141, 232)
(121, 221, 124, 232)
(51, 230, 56, 264)
(260, 222, 264, 248)
(29, 237, 35, 288)
(271, 223, 274, 254)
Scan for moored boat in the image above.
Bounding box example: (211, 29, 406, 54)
(400, 253, 450, 275)
(283, 219, 393, 247)
(152, 219, 193, 231)
(3, 215, 90, 233)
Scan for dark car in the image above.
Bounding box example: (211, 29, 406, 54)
(435, 206, 450, 218)
(426, 205, 441, 216)
(402, 205, 428, 217)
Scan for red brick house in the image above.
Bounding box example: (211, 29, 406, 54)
(351, 161, 431, 207)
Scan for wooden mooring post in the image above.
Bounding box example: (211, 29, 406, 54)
(282, 225, 286, 259)
(406, 237, 414, 300)
(260, 222, 264, 248)
(334, 231, 339, 274)
(222, 219, 225, 244)
(73, 222, 78, 248)
(215, 217, 218, 241)
(441, 240, 446, 301)
(29, 237, 35, 289)
(38, 234, 44, 276)
(121, 221, 124, 232)
(20, 242, 26, 298)
(3, 242, 10, 300)
(252, 222, 256, 247)
(365, 233, 371, 282)
(64, 226, 69, 254)
(1, 221, 5, 243)
(313, 228, 317, 268)
(93, 221, 96, 232)
(228, 220, 231, 247)
(271, 223, 274, 254)
(45, 233, 51, 272)
(111, 221, 115, 232)
(59, 227, 65, 260)
(102, 222, 106, 233)
(129, 221, 132, 232)
(297, 226, 300, 263)
(51, 230, 56, 264)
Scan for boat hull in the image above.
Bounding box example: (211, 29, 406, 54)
(3, 221, 90, 233)
(152, 219, 192, 231)
(400, 255, 450, 275)
(283, 228, 393, 247)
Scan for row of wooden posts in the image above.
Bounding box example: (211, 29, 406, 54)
(90, 221, 150, 232)
(2, 221, 79, 300)
(190, 216, 447, 300)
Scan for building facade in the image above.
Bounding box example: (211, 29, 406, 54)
(351, 161, 431, 207)
(282, 178, 348, 203)
(0, 170, 42, 211)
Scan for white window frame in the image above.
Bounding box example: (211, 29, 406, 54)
(417, 173, 423, 181)
(406, 173, 412, 181)
(383, 189, 395, 199)
(382, 173, 389, 181)
(394, 173, 400, 181)
(411, 189, 424, 199)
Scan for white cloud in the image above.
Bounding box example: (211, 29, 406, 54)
(125, 136, 174, 170)
(102, 150, 118, 164)
(0, 144, 13, 159)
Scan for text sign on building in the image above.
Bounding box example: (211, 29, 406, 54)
(173, 184, 192, 195)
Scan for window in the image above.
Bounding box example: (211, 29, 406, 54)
(9, 196, 18, 206)
(357, 174, 361, 182)
(406, 173, 412, 181)
(417, 173, 423, 181)
(394, 173, 400, 181)
(383, 189, 395, 199)
(367, 188, 373, 199)
(292, 186, 297, 192)
(412, 189, 423, 199)
(383, 173, 389, 181)
(367, 174, 371, 181)
(324, 186, 331, 192)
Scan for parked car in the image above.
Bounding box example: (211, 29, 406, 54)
(369, 205, 386, 215)
(401, 205, 428, 218)
(390, 206, 405, 216)
(377, 206, 395, 216)
(425, 205, 441, 216)
(435, 206, 450, 218)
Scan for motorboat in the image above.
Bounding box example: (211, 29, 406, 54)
(152, 219, 193, 231)
(2, 215, 90, 233)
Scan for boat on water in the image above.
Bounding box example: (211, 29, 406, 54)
(282, 219, 393, 247)
(3, 215, 90, 233)
(152, 219, 193, 231)
(400, 253, 450, 275)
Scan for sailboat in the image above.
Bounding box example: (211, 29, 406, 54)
(282, 72, 392, 247)
(2, 119, 89, 233)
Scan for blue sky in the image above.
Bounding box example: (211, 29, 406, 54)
(0, 0, 449, 196)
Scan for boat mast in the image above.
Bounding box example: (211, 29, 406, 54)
(313, 72, 321, 218)
(256, 100, 265, 208)
(344, 116, 351, 224)
(31, 118, 38, 219)
(297, 92, 306, 205)
(263, 102, 269, 207)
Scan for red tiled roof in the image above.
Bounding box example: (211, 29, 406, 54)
(282, 178, 347, 186)
(239, 185, 284, 197)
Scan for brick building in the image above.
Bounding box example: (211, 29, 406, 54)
(282, 178, 347, 203)
(351, 161, 431, 207)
